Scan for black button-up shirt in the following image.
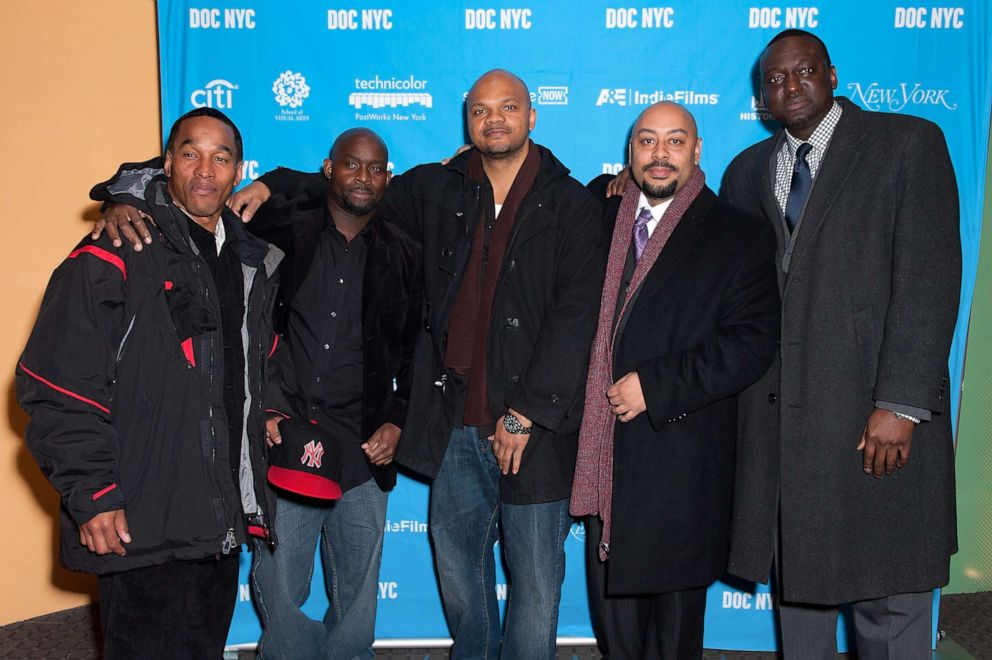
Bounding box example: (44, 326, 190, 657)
(283, 205, 370, 491)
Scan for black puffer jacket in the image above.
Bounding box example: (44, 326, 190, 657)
(261, 145, 606, 503)
(17, 167, 282, 574)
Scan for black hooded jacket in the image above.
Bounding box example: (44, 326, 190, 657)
(16, 165, 282, 574)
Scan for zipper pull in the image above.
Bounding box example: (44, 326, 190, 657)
(433, 373, 448, 393)
(221, 528, 236, 554)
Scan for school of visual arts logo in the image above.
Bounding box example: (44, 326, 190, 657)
(273, 71, 311, 109)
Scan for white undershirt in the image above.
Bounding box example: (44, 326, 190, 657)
(637, 192, 674, 238)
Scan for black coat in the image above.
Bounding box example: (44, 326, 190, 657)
(720, 98, 960, 604)
(384, 146, 606, 503)
(588, 177, 780, 595)
(259, 147, 605, 503)
(245, 196, 422, 492)
(18, 174, 282, 574)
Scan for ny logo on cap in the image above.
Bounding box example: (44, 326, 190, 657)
(300, 440, 324, 469)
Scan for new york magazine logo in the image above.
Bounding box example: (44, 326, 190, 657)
(273, 70, 311, 122)
(846, 82, 958, 112)
(351, 75, 431, 122)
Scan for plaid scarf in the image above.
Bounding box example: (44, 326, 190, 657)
(570, 167, 706, 560)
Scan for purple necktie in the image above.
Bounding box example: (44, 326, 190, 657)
(633, 207, 653, 262)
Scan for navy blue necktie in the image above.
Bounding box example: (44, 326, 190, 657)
(784, 142, 813, 231)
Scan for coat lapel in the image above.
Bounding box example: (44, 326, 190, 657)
(617, 190, 713, 336)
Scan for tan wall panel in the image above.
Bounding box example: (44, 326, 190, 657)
(0, 0, 160, 625)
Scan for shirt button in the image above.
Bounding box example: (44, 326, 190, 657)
(330, 312, 337, 318)
(338, 278, 344, 284)
(323, 343, 330, 350)
(315, 376, 321, 383)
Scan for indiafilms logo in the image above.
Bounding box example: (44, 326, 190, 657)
(846, 82, 958, 112)
(350, 75, 431, 122)
(273, 70, 311, 122)
(596, 88, 718, 107)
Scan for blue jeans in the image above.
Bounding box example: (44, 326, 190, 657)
(430, 425, 570, 660)
(252, 478, 387, 660)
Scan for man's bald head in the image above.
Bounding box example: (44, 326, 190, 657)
(628, 102, 702, 204)
(467, 69, 532, 111)
(329, 127, 388, 161)
(465, 69, 536, 160)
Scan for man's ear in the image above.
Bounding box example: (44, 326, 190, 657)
(385, 170, 393, 188)
(163, 151, 173, 177)
(693, 138, 702, 166)
(233, 160, 243, 189)
(528, 107, 536, 131)
(322, 158, 333, 179)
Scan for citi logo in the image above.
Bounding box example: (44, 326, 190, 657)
(190, 79, 237, 109)
(596, 88, 628, 106)
(536, 86, 568, 106)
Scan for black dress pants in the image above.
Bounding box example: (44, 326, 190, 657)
(98, 553, 240, 659)
(584, 515, 708, 660)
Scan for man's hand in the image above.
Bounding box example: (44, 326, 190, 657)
(607, 371, 646, 422)
(265, 415, 283, 448)
(440, 144, 473, 166)
(227, 181, 272, 223)
(91, 203, 153, 251)
(362, 422, 401, 466)
(492, 408, 532, 475)
(857, 408, 915, 476)
(606, 167, 630, 197)
(79, 509, 130, 556)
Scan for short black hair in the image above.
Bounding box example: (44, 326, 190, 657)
(764, 29, 831, 66)
(164, 107, 243, 161)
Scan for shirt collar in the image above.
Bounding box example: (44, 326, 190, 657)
(784, 100, 842, 157)
(637, 191, 674, 223)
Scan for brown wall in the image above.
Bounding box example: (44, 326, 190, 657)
(0, 0, 160, 624)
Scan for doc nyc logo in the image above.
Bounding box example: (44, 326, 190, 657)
(190, 79, 237, 109)
(272, 70, 311, 122)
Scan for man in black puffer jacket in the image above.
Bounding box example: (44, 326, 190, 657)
(17, 108, 281, 659)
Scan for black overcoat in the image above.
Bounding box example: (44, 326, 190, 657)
(721, 98, 960, 604)
(589, 178, 780, 595)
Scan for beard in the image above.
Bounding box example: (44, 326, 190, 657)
(638, 179, 678, 200)
(340, 188, 378, 215)
(636, 160, 680, 200)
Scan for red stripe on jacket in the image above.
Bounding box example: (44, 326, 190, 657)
(68, 246, 126, 281)
(92, 483, 118, 501)
(18, 362, 111, 414)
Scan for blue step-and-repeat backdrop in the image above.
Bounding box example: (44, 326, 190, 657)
(156, 0, 991, 651)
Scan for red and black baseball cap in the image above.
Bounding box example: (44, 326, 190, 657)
(267, 419, 343, 501)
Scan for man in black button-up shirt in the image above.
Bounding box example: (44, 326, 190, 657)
(246, 128, 421, 660)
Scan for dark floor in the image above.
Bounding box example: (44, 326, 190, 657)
(1, 593, 989, 659)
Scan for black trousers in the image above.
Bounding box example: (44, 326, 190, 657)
(584, 516, 708, 660)
(98, 554, 240, 660)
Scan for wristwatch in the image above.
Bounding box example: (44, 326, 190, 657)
(503, 412, 532, 435)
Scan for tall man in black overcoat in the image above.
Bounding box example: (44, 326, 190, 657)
(572, 102, 780, 659)
(720, 29, 960, 659)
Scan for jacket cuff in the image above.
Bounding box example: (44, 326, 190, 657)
(380, 397, 408, 430)
(67, 482, 126, 527)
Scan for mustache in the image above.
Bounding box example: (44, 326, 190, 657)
(642, 160, 679, 173)
(347, 184, 373, 194)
